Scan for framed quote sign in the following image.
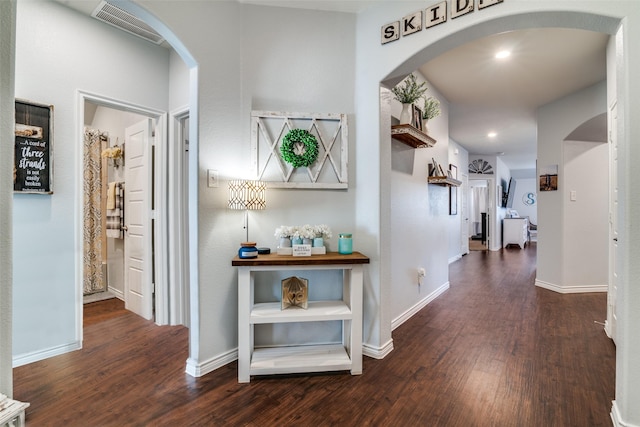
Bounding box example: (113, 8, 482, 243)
(14, 99, 53, 194)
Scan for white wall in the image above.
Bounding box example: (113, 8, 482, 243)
(12, 0, 171, 363)
(389, 73, 451, 329)
(563, 140, 609, 290)
(168, 50, 189, 111)
(537, 81, 607, 293)
(133, 1, 361, 366)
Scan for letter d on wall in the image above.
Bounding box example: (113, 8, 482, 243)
(451, 0, 474, 19)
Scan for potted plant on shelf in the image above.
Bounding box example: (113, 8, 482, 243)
(391, 74, 428, 125)
(421, 96, 441, 133)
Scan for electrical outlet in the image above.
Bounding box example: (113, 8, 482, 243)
(207, 169, 219, 188)
(418, 267, 426, 277)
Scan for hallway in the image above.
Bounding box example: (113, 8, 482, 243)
(13, 244, 615, 426)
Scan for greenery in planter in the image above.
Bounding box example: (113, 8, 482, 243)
(391, 74, 428, 104)
(280, 129, 319, 168)
(421, 96, 441, 120)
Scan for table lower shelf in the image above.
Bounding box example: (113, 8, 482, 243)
(251, 300, 352, 323)
(250, 344, 354, 376)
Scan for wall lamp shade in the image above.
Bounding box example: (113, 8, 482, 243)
(228, 180, 266, 210)
(228, 180, 266, 242)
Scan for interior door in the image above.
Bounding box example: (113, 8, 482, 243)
(124, 118, 154, 320)
(607, 102, 618, 343)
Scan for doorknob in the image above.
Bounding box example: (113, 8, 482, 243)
(122, 225, 128, 232)
(613, 237, 618, 242)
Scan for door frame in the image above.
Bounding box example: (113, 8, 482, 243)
(468, 177, 493, 250)
(461, 172, 469, 255)
(76, 90, 176, 334)
(169, 106, 190, 326)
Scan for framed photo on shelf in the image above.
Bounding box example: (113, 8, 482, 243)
(412, 104, 423, 131)
(449, 164, 457, 215)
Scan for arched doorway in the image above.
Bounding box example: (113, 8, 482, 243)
(367, 6, 628, 424)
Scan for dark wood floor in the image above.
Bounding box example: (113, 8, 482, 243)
(14, 244, 616, 426)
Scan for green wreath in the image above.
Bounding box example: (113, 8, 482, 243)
(280, 129, 319, 168)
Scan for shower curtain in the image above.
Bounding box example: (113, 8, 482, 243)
(83, 128, 108, 295)
(470, 185, 488, 237)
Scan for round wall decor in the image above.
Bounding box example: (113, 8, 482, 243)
(522, 192, 536, 206)
(280, 129, 319, 168)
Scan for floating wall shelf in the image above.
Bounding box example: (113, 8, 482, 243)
(428, 176, 462, 187)
(391, 124, 436, 148)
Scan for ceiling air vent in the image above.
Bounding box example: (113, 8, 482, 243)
(92, 0, 165, 45)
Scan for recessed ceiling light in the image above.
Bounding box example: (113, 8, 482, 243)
(488, 132, 497, 138)
(495, 50, 511, 59)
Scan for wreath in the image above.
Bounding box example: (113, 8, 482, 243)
(280, 129, 319, 168)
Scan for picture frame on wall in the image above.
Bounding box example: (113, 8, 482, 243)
(14, 99, 53, 194)
(412, 104, 423, 131)
(539, 164, 558, 191)
(449, 164, 457, 215)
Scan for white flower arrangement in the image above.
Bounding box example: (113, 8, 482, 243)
(274, 225, 294, 239)
(299, 224, 317, 240)
(314, 224, 332, 239)
(274, 224, 332, 240)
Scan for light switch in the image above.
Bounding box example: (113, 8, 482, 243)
(207, 169, 219, 188)
(570, 190, 577, 201)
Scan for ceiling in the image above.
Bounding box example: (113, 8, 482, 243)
(56, 0, 609, 171)
(419, 27, 608, 170)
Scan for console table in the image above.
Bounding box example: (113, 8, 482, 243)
(232, 252, 369, 383)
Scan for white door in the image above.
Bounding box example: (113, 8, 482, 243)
(124, 118, 154, 320)
(607, 103, 618, 343)
(461, 173, 469, 254)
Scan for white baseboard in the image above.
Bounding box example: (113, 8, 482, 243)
(185, 348, 238, 378)
(363, 339, 394, 359)
(13, 341, 81, 367)
(392, 281, 450, 331)
(611, 400, 639, 427)
(535, 279, 607, 294)
(448, 254, 462, 264)
(110, 287, 124, 301)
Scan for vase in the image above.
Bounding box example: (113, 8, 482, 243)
(313, 237, 324, 247)
(291, 237, 303, 245)
(302, 238, 313, 245)
(400, 103, 413, 125)
(279, 237, 292, 248)
(423, 119, 429, 134)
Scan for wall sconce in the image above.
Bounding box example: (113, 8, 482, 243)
(228, 180, 266, 242)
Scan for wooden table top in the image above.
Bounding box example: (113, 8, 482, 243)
(232, 251, 369, 266)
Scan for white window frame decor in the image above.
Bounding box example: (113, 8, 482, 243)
(250, 110, 348, 189)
